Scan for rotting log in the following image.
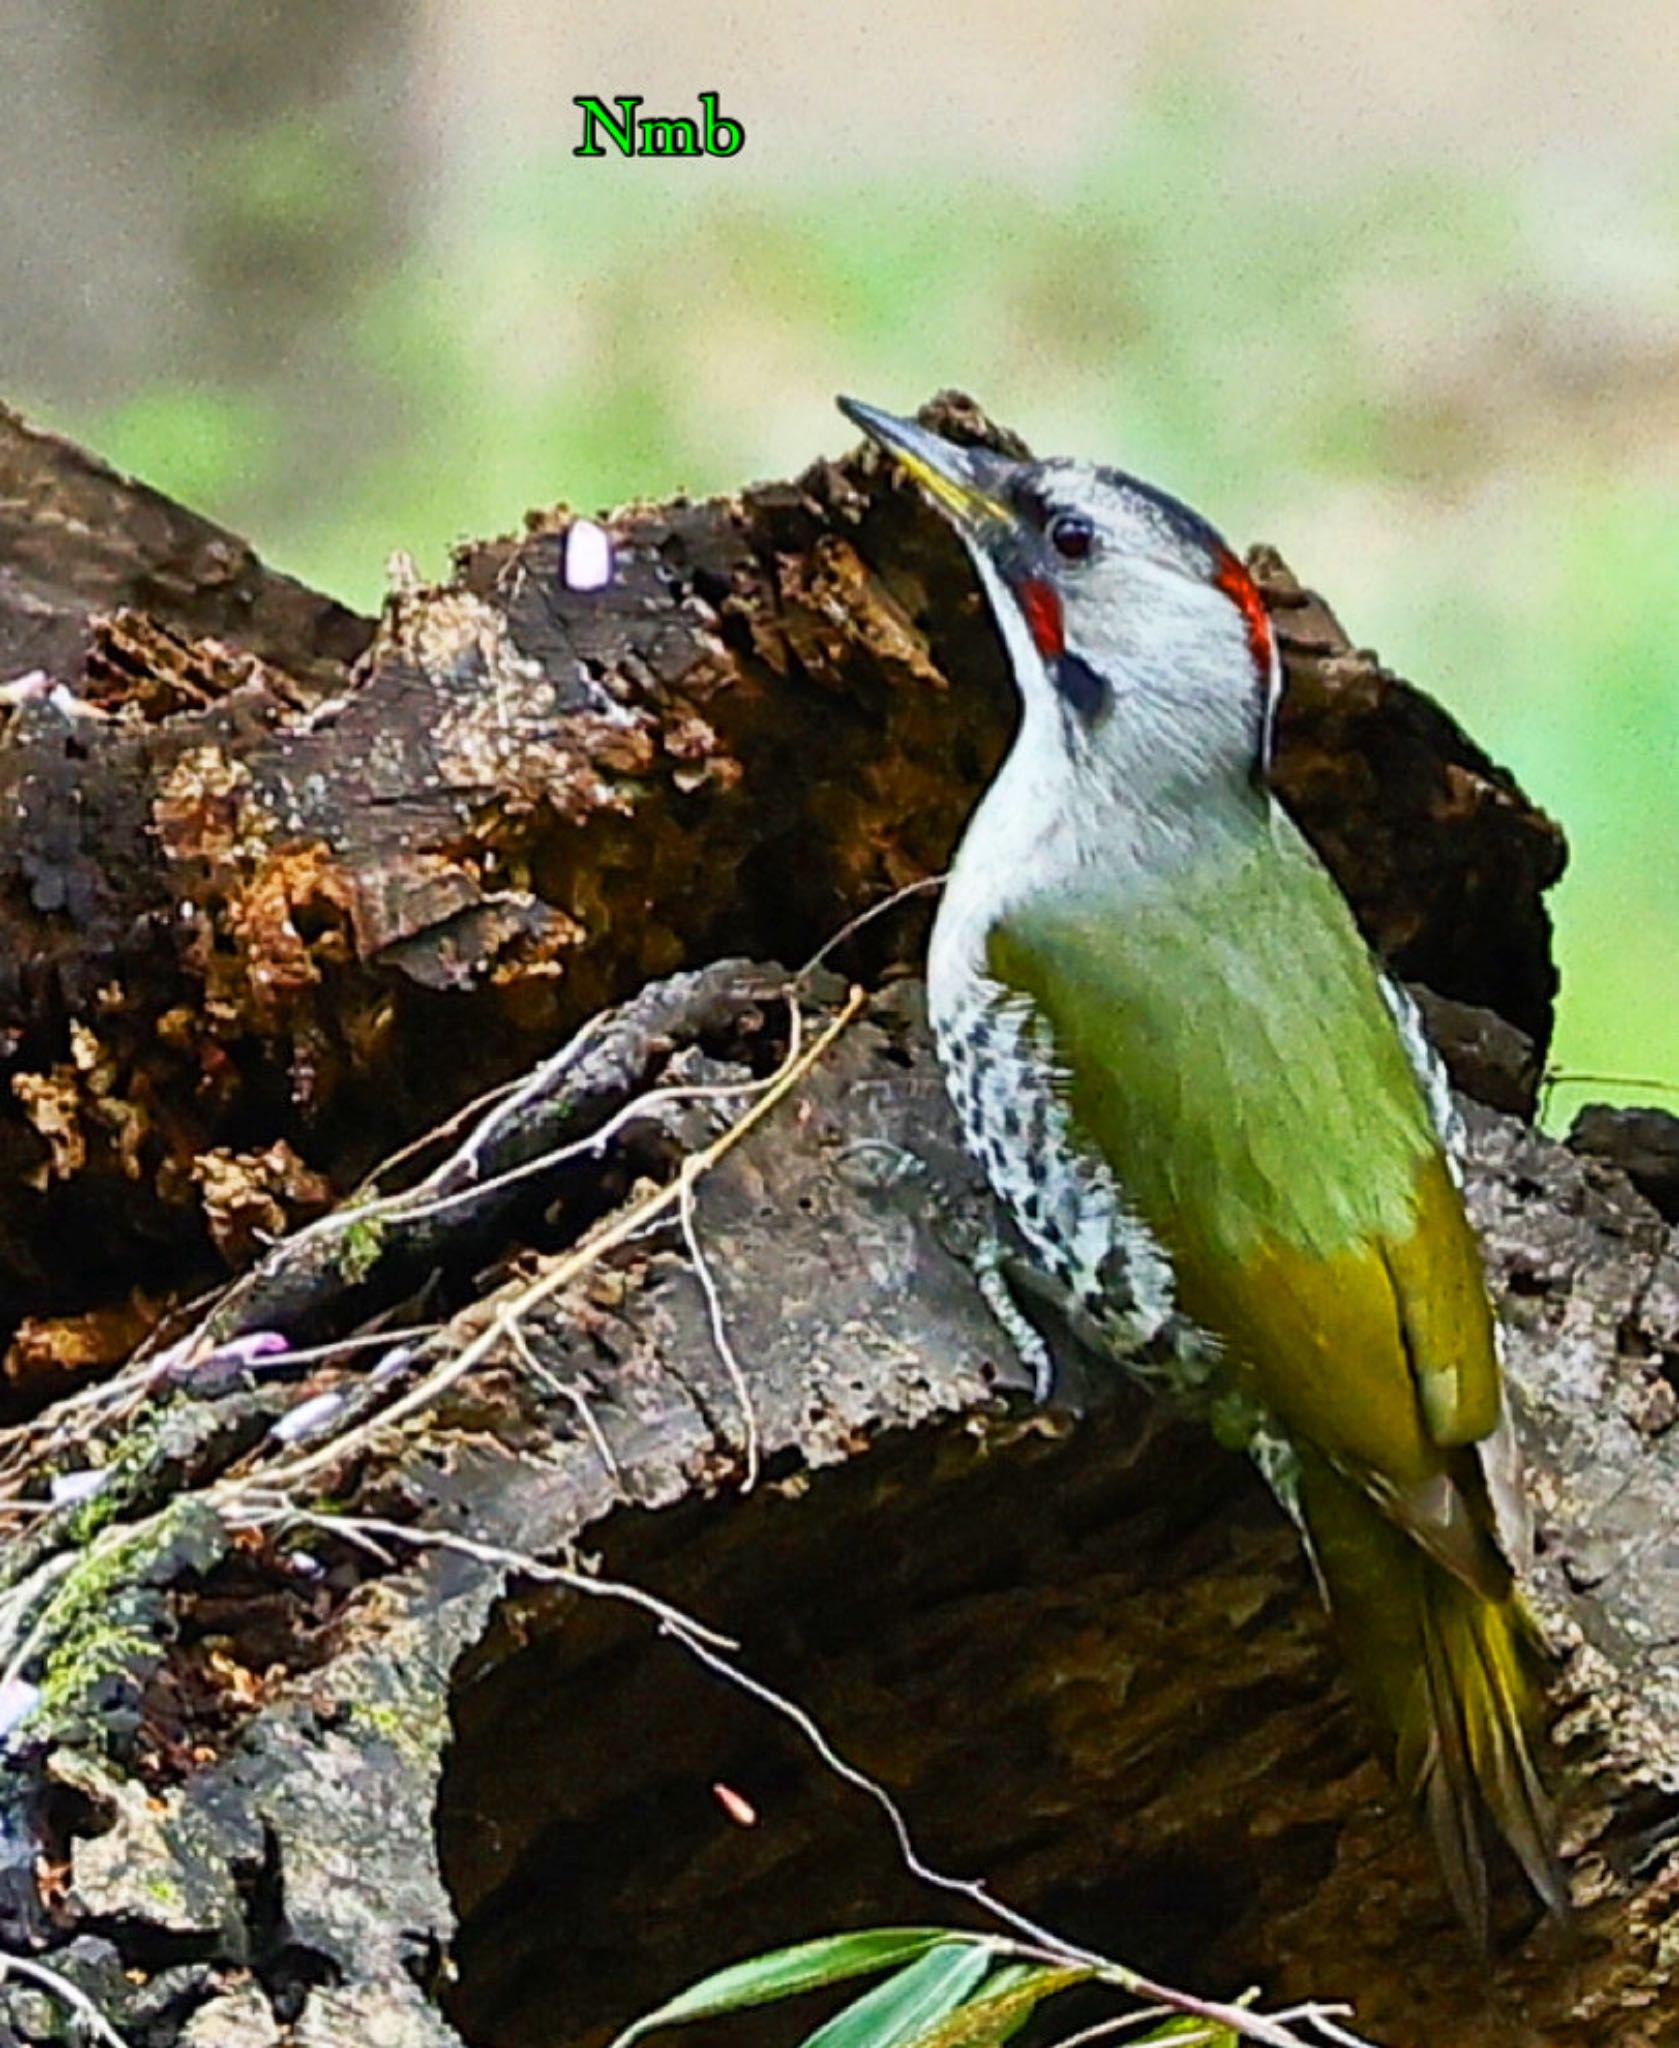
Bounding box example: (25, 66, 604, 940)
(0, 965, 1674, 2048)
(0, 401, 1668, 2048)
(0, 394, 1561, 1387)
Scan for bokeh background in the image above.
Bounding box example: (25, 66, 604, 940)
(4, 0, 1676, 1126)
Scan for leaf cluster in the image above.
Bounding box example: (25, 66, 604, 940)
(611, 1926, 1236, 2048)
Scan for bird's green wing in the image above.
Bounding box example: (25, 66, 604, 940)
(985, 819, 1503, 1522)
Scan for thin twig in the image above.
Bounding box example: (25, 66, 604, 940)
(797, 873, 945, 982)
(319, 1519, 402, 1567)
(1046, 2007, 1174, 2047)
(385, 1062, 786, 1236)
(1539, 1065, 1679, 1122)
(197, 1013, 615, 1319)
(678, 1157, 760, 1490)
(1050, 1993, 1359, 2048)
(1056, 2025, 1210, 2048)
(505, 1319, 625, 1495)
(210, 989, 864, 1507)
(1269, 2006, 1364, 2047)
(267, 1511, 741, 1650)
(1544, 1069, 1679, 1096)
(0, 1948, 130, 2047)
(346, 1069, 529, 1199)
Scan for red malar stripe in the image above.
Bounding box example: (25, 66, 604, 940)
(1017, 577, 1065, 660)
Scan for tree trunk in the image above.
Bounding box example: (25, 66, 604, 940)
(0, 396, 1672, 2048)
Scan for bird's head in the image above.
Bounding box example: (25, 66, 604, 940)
(838, 398, 1279, 808)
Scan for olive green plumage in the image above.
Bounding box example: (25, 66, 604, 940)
(989, 812, 1562, 1933)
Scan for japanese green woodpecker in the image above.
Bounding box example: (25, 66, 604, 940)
(838, 396, 1563, 1936)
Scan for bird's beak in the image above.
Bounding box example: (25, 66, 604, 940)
(837, 397, 1014, 535)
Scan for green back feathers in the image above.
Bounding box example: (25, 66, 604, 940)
(984, 810, 1503, 1484)
(987, 814, 1435, 1270)
(984, 805, 1563, 1927)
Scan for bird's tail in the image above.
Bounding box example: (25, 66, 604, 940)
(1296, 1448, 1566, 1940)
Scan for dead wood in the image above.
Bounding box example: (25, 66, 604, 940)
(0, 398, 1667, 2048)
(0, 392, 1560, 1385)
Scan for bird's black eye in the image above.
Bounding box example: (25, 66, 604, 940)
(1048, 511, 1096, 562)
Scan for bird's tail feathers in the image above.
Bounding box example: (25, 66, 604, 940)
(1298, 1449, 1565, 1940)
(1402, 1558, 1566, 1935)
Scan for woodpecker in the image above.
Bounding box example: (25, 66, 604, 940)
(838, 396, 1564, 1937)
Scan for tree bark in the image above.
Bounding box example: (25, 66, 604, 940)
(0, 394, 1560, 1371)
(0, 397, 1671, 2048)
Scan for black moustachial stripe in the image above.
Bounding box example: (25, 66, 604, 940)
(1054, 649, 1108, 719)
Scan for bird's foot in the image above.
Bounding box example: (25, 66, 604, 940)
(973, 1233, 1059, 1402)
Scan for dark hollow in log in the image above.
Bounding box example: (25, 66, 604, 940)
(440, 1413, 1327, 2048)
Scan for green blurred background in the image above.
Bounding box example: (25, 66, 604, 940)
(4, 0, 1675, 1127)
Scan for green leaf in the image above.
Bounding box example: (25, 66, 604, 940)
(1131, 2022, 1238, 2046)
(609, 1929, 962, 2044)
(900, 1963, 1095, 2046)
(798, 1942, 995, 2048)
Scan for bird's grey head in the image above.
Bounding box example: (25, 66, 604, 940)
(838, 398, 1279, 810)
